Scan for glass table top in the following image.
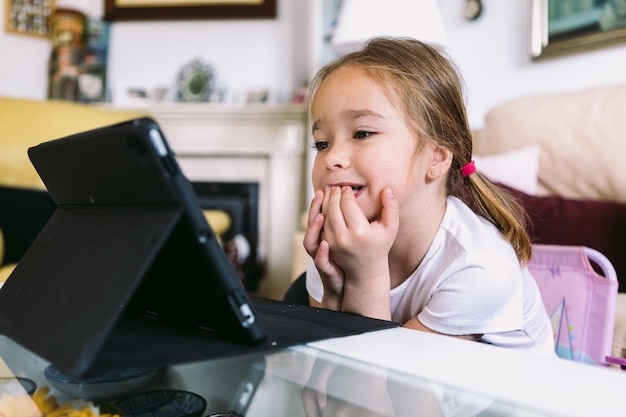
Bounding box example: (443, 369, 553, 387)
(2, 328, 626, 417)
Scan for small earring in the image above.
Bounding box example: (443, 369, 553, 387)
(431, 170, 436, 176)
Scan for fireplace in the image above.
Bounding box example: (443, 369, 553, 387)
(192, 181, 263, 292)
(146, 104, 307, 299)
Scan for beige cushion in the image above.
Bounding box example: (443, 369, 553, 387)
(478, 84, 626, 202)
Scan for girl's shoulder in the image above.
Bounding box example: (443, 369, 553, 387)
(434, 196, 518, 266)
(442, 197, 509, 247)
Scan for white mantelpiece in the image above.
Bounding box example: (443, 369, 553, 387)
(144, 103, 308, 300)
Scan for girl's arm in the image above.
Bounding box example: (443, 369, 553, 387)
(403, 316, 483, 341)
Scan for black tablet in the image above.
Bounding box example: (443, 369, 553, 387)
(0, 117, 266, 375)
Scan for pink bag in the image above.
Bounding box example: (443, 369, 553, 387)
(528, 244, 618, 366)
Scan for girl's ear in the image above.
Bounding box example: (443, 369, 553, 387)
(427, 145, 453, 178)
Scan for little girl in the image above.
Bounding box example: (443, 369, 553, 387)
(303, 37, 554, 356)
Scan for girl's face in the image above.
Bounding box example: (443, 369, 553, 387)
(311, 66, 429, 221)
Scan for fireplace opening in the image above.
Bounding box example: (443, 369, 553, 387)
(191, 182, 264, 292)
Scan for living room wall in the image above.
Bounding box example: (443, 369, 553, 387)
(1, 0, 625, 128)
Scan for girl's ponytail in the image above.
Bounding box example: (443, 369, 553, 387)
(457, 168, 532, 263)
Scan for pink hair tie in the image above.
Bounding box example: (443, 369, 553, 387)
(460, 160, 476, 177)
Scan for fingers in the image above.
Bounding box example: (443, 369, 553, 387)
(323, 186, 367, 233)
(303, 212, 324, 257)
(338, 186, 368, 229)
(301, 387, 322, 417)
(322, 186, 344, 233)
(322, 185, 398, 241)
(313, 240, 333, 276)
(307, 189, 324, 225)
(303, 190, 325, 257)
(310, 359, 336, 407)
(379, 186, 399, 230)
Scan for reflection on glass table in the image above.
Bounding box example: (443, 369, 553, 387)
(0, 335, 504, 417)
(3, 328, 626, 416)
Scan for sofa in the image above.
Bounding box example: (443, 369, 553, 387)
(473, 83, 626, 282)
(0, 96, 232, 284)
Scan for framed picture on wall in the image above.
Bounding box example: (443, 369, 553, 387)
(531, 0, 626, 59)
(104, 0, 276, 21)
(4, 0, 55, 38)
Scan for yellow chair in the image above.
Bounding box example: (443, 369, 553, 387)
(0, 97, 148, 284)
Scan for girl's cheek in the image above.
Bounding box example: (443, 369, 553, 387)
(311, 161, 326, 188)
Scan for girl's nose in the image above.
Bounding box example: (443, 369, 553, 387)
(323, 141, 351, 171)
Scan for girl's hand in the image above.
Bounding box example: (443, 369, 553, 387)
(303, 189, 345, 309)
(321, 185, 399, 318)
(302, 355, 392, 417)
(301, 356, 336, 417)
(323, 185, 399, 277)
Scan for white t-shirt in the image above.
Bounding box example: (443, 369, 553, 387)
(306, 196, 555, 357)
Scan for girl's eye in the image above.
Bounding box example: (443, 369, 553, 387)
(354, 130, 374, 139)
(312, 141, 329, 151)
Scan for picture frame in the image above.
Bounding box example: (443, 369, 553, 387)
(4, 0, 55, 38)
(104, 0, 276, 21)
(531, 0, 626, 59)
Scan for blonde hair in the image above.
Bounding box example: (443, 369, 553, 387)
(308, 37, 532, 263)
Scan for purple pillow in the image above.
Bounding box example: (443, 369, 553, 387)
(503, 186, 626, 292)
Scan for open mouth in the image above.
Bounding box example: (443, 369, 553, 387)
(348, 185, 365, 198)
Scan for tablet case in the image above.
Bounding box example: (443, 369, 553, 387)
(0, 117, 398, 378)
